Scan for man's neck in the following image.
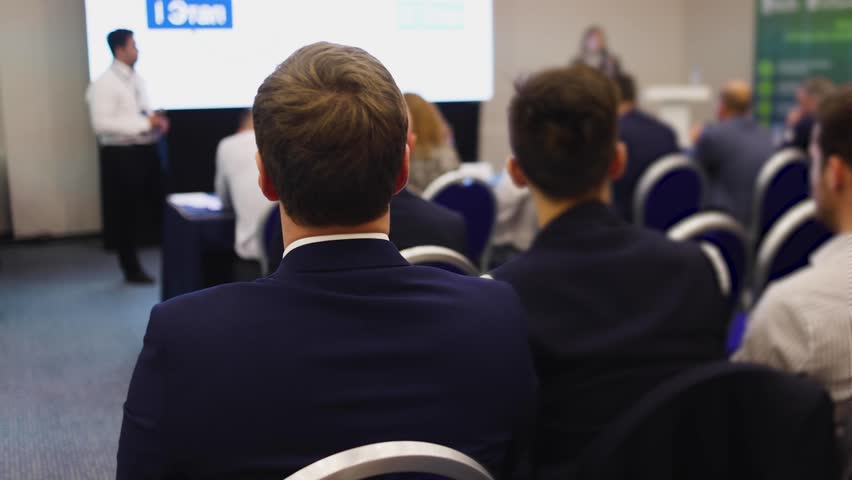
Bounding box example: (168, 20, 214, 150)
(280, 209, 390, 247)
(113, 58, 133, 70)
(618, 102, 636, 116)
(531, 186, 609, 228)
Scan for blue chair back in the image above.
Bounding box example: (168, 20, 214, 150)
(422, 172, 496, 264)
(667, 212, 748, 309)
(751, 148, 809, 247)
(634, 154, 705, 231)
(752, 199, 831, 301)
(258, 204, 282, 275)
(400, 245, 479, 276)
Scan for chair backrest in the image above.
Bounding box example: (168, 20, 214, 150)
(400, 245, 480, 276)
(283, 441, 495, 480)
(257, 204, 282, 275)
(751, 148, 809, 247)
(667, 211, 748, 307)
(752, 199, 831, 301)
(575, 363, 838, 480)
(422, 171, 497, 265)
(634, 154, 705, 230)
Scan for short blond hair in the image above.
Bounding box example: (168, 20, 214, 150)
(253, 42, 408, 226)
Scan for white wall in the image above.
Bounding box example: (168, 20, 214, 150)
(0, 0, 100, 238)
(684, 0, 755, 123)
(481, 0, 689, 168)
(0, 70, 9, 236)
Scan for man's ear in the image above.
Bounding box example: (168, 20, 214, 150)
(827, 155, 848, 193)
(507, 156, 528, 188)
(609, 142, 627, 181)
(256, 152, 280, 201)
(393, 143, 411, 196)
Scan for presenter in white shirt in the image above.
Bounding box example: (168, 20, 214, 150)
(86, 29, 169, 284)
(214, 110, 275, 279)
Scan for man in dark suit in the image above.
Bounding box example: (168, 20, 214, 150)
(389, 119, 469, 256)
(692, 80, 774, 227)
(490, 65, 728, 476)
(783, 77, 835, 152)
(117, 42, 536, 480)
(612, 73, 680, 221)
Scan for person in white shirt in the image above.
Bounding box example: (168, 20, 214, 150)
(214, 109, 274, 278)
(86, 29, 169, 284)
(734, 85, 852, 428)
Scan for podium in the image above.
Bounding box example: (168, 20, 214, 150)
(643, 85, 712, 148)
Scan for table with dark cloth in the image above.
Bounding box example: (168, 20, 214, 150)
(161, 194, 236, 301)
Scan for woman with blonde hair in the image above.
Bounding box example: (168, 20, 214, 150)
(404, 93, 461, 194)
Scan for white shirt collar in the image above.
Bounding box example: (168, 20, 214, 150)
(111, 60, 135, 80)
(282, 233, 390, 258)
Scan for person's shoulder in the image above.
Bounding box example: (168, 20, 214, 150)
(151, 280, 272, 329)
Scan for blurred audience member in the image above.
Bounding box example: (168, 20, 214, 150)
(693, 80, 774, 227)
(389, 109, 468, 256)
(572, 25, 621, 78)
(735, 85, 852, 429)
(214, 109, 274, 279)
(490, 65, 728, 474)
(117, 42, 536, 480)
(612, 72, 680, 221)
(490, 171, 539, 267)
(403, 93, 461, 193)
(785, 77, 836, 152)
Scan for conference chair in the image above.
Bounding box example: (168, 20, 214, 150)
(751, 148, 809, 248)
(422, 171, 497, 267)
(752, 199, 831, 302)
(667, 212, 748, 308)
(634, 154, 706, 231)
(573, 363, 838, 480)
(400, 245, 480, 276)
(284, 441, 494, 480)
(257, 204, 282, 275)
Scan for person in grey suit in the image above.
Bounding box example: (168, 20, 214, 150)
(692, 81, 774, 228)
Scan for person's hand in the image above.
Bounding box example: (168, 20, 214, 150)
(689, 123, 705, 145)
(786, 107, 803, 127)
(148, 113, 170, 135)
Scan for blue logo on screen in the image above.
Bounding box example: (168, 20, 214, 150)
(147, 0, 232, 29)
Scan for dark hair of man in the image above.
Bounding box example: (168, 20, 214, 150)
(253, 42, 408, 226)
(817, 84, 852, 169)
(614, 73, 637, 103)
(508, 64, 619, 199)
(107, 29, 134, 56)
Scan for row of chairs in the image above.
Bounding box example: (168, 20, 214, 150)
(284, 363, 838, 480)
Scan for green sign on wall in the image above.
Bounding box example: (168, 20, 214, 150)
(755, 0, 852, 126)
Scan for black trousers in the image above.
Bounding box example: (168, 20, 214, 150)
(99, 144, 162, 276)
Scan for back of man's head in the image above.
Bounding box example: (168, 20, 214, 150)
(508, 64, 619, 199)
(107, 29, 133, 56)
(719, 80, 752, 118)
(253, 42, 408, 226)
(615, 73, 637, 105)
(817, 84, 852, 170)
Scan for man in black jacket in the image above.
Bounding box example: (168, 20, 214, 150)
(490, 64, 729, 477)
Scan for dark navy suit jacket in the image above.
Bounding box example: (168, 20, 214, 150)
(390, 188, 469, 256)
(491, 202, 727, 471)
(117, 239, 536, 480)
(693, 117, 774, 227)
(614, 108, 680, 222)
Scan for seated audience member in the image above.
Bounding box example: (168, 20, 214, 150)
(389, 108, 469, 256)
(489, 65, 728, 474)
(693, 81, 774, 227)
(403, 92, 461, 193)
(214, 109, 275, 279)
(785, 77, 835, 152)
(735, 85, 852, 428)
(117, 42, 536, 480)
(612, 73, 680, 221)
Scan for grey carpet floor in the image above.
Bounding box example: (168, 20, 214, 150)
(0, 240, 160, 479)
